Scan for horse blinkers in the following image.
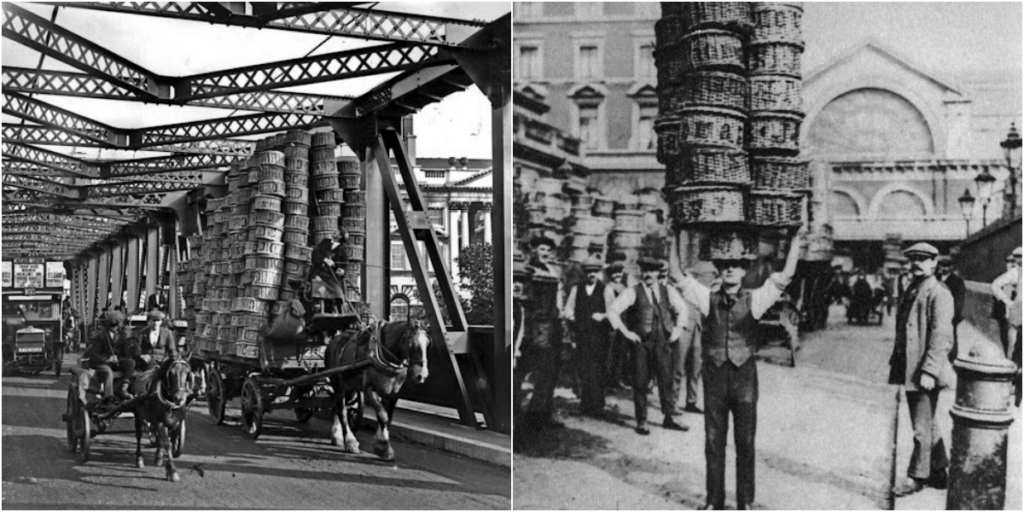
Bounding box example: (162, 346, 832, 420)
(406, 318, 429, 384)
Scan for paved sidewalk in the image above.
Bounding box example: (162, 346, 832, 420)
(514, 308, 1021, 509)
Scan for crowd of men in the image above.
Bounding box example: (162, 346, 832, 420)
(513, 233, 1022, 508)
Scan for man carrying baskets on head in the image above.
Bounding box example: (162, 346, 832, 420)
(672, 227, 805, 510)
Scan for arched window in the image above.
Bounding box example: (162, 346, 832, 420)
(877, 190, 927, 218)
(807, 88, 933, 158)
(831, 191, 860, 217)
(390, 294, 410, 322)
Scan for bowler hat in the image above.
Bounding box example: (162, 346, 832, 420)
(638, 257, 662, 271)
(903, 242, 939, 259)
(605, 262, 625, 275)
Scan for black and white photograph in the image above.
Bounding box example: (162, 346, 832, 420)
(512, 2, 1022, 509)
(1, 2, 511, 508)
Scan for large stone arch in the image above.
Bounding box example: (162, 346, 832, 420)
(830, 187, 867, 217)
(868, 184, 934, 219)
(802, 77, 943, 160)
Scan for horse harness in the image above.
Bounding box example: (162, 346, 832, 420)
(366, 321, 408, 377)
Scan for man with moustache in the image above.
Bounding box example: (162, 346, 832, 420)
(673, 229, 804, 510)
(890, 243, 955, 496)
(522, 235, 566, 431)
(607, 257, 691, 435)
(562, 256, 610, 417)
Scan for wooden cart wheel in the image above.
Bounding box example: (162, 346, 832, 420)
(171, 418, 185, 458)
(206, 369, 226, 425)
(79, 406, 91, 463)
(240, 378, 263, 440)
(66, 387, 78, 453)
(346, 391, 364, 432)
(292, 386, 315, 424)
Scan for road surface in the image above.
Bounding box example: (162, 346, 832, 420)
(2, 354, 510, 509)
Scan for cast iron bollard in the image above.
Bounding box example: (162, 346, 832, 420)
(947, 342, 1016, 510)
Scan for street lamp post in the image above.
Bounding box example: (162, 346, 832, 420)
(1000, 123, 1022, 219)
(974, 168, 997, 228)
(958, 188, 976, 238)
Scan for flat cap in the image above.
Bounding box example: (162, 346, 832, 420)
(106, 310, 126, 326)
(903, 242, 939, 258)
(638, 256, 662, 271)
(604, 262, 624, 275)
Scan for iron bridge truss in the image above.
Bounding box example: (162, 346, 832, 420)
(1, 1, 491, 259)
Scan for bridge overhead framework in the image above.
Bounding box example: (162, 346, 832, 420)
(1, 2, 511, 432)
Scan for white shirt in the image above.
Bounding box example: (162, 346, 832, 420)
(676, 272, 791, 321)
(606, 283, 689, 340)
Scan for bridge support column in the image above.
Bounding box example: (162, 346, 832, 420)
(125, 233, 141, 313)
(97, 244, 111, 314)
(86, 254, 98, 324)
(110, 239, 124, 311)
(144, 225, 160, 309)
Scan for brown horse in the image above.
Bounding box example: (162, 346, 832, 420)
(132, 356, 193, 482)
(324, 318, 430, 461)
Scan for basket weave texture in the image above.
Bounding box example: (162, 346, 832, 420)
(747, 191, 804, 227)
(749, 75, 802, 112)
(751, 4, 803, 44)
(668, 186, 746, 225)
(656, 29, 746, 82)
(751, 157, 810, 190)
(661, 2, 753, 31)
(665, 147, 751, 188)
(658, 72, 748, 114)
(748, 112, 803, 154)
(749, 42, 803, 77)
(656, 107, 747, 162)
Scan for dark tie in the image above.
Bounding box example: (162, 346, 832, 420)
(650, 286, 659, 306)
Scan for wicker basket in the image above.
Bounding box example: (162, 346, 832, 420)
(251, 285, 280, 302)
(749, 42, 803, 77)
(311, 132, 335, 148)
(282, 201, 308, 216)
(252, 225, 284, 242)
(284, 129, 312, 148)
(283, 258, 311, 277)
(749, 112, 803, 155)
(668, 185, 746, 225)
(311, 147, 336, 162)
(751, 156, 810, 190)
(702, 229, 757, 260)
(285, 157, 309, 174)
(342, 217, 365, 233)
(749, 75, 803, 112)
(250, 210, 286, 229)
(658, 72, 748, 115)
(344, 190, 367, 205)
(311, 216, 337, 233)
(284, 145, 310, 160)
(317, 202, 343, 217)
(311, 159, 338, 177)
(282, 229, 309, 245)
(747, 190, 804, 227)
(258, 179, 287, 198)
(285, 186, 309, 203)
(283, 214, 309, 231)
(259, 166, 285, 182)
(342, 204, 366, 219)
(656, 107, 747, 161)
(283, 172, 308, 188)
(343, 244, 365, 261)
(258, 151, 285, 167)
(339, 174, 361, 190)
(252, 240, 285, 258)
(252, 194, 282, 212)
(311, 174, 339, 191)
(656, 29, 746, 81)
(228, 215, 249, 232)
(284, 244, 313, 262)
(665, 147, 750, 188)
(315, 189, 346, 203)
(338, 158, 360, 175)
(752, 3, 803, 45)
(661, 2, 753, 31)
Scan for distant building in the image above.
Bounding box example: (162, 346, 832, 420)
(513, 2, 1022, 269)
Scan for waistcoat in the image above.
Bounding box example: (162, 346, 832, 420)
(629, 283, 673, 336)
(574, 282, 606, 327)
(703, 289, 759, 367)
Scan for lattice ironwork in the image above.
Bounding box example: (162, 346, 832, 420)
(177, 43, 447, 100)
(146, 138, 255, 156)
(2, 142, 101, 177)
(3, 66, 138, 100)
(2, 124, 106, 148)
(1, 173, 79, 198)
(84, 180, 199, 197)
(3, 92, 127, 146)
(3, 187, 167, 208)
(4, 161, 89, 179)
(3, 212, 133, 226)
(135, 112, 324, 146)
(46, 2, 486, 47)
(2, 3, 170, 98)
(104, 153, 237, 176)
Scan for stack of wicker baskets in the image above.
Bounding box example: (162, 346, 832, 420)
(655, 2, 752, 242)
(747, 2, 807, 229)
(656, 2, 806, 259)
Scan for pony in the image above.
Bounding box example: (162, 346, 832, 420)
(131, 356, 193, 482)
(324, 318, 430, 461)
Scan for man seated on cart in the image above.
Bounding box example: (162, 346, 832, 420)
(309, 225, 350, 315)
(83, 311, 132, 401)
(118, 310, 179, 396)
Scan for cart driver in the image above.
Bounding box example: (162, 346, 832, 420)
(309, 225, 350, 314)
(84, 311, 132, 401)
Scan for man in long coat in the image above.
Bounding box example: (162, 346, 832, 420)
(563, 257, 610, 417)
(522, 235, 566, 431)
(890, 242, 955, 496)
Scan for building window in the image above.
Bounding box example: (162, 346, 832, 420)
(577, 2, 602, 19)
(515, 43, 542, 81)
(390, 243, 408, 270)
(579, 104, 600, 150)
(575, 43, 602, 80)
(638, 104, 657, 151)
(636, 43, 655, 79)
(515, 2, 543, 20)
(390, 296, 410, 322)
(428, 208, 445, 230)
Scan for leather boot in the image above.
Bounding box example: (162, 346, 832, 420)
(116, 380, 134, 401)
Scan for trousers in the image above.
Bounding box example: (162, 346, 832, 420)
(634, 327, 675, 425)
(673, 323, 702, 407)
(524, 321, 561, 422)
(575, 320, 609, 413)
(906, 388, 949, 479)
(703, 359, 758, 508)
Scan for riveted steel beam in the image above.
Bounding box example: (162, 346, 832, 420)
(133, 111, 324, 147)
(4, 161, 89, 179)
(45, 3, 486, 47)
(1, 3, 171, 98)
(103, 153, 238, 177)
(2, 124, 107, 148)
(83, 180, 201, 198)
(2, 142, 101, 177)
(143, 138, 256, 156)
(3, 91, 129, 146)
(3, 187, 167, 208)
(3, 67, 352, 115)
(1, 173, 80, 198)
(174, 43, 448, 101)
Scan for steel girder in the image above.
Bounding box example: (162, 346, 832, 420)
(45, 2, 486, 47)
(174, 43, 448, 101)
(1, 173, 79, 198)
(3, 91, 129, 146)
(82, 179, 202, 197)
(104, 153, 238, 176)
(142, 138, 255, 156)
(2, 124, 104, 148)
(3, 187, 167, 208)
(2, 142, 101, 177)
(134, 111, 324, 146)
(4, 160, 86, 179)
(1, 3, 170, 99)
(3, 67, 352, 115)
